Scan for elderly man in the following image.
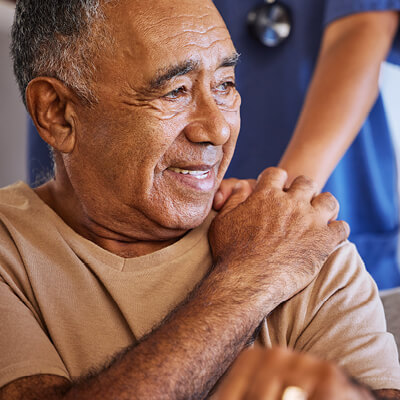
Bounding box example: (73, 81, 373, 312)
(1, 0, 399, 399)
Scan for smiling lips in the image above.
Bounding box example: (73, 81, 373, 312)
(167, 167, 211, 180)
(166, 164, 216, 192)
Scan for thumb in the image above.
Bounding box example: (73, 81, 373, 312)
(218, 181, 253, 218)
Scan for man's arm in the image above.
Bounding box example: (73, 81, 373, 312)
(279, 10, 399, 190)
(0, 169, 349, 400)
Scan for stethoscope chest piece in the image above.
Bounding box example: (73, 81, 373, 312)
(247, 0, 292, 47)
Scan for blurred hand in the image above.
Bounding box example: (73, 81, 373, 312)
(216, 346, 374, 400)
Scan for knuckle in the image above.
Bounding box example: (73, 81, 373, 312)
(221, 178, 237, 188)
(259, 167, 287, 181)
(268, 166, 285, 175)
(290, 176, 317, 195)
(337, 220, 350, 237)
(229, 179, 240, 190)
(294, 175, 315, 186)
(319, 192, 338, 210)
(241, 179, 252, 191)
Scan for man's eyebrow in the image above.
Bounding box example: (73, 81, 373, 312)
(148, 52, 240, 90)
(150, 60, 200, 90)
(219, 52, 240, 68)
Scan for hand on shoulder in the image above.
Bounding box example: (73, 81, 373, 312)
(209, 167, 349, 314)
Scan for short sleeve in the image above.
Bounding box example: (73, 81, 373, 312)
(0, 278, 70, 389)
(324, 0, 400, 65)
(298, 243, 400, 390)
(265, 242, 400, 390)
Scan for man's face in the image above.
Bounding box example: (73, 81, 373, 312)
(67, 0, 240, 235)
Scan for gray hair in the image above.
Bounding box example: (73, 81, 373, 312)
(11, 0, 114, 106)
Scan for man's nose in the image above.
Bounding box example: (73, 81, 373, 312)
(184, 92, 231, 146)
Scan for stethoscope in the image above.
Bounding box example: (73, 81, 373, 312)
(247, 0, 292, 47)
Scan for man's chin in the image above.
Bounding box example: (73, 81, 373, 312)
(155, 200, 214, 232)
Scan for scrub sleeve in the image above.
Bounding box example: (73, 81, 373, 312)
(324, 0, 400, 289)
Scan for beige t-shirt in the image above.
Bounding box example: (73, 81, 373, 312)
(0, 182, 399, 390)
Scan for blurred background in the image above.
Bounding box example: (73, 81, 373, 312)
(0, 0, 26, 187)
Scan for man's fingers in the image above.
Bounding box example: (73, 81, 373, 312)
(217, 348, 265, 399)
(219, 348, 361, 400)
(247, 178, 257, 191)
(255, 167, 288, 193)
(213, 178, 240, 210)
(328, 220, 350, 243)
(281, 351, 323, 398)
(218, 181, 253, 217)
(286, 175, 318, 198)
(246, 375, 281, 400)
(311, 192, 339, 221)
(243, 353, 283, 399)
(213, 179, 256, 211)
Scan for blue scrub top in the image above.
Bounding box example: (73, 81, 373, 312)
(213, 0, 400, 289)
(28, 0, 400, 289)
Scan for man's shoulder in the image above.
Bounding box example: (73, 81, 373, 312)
(263, 240, 385, 357)
(0, 182, 33, 237)
(298, 240, 377, 309)
(325, 240, 363, 272)
(0, 182, 57, 280)
(0, 181, 35, 213)
(320, 240, 371, 288)
(0, 181, 50, 240)
(266, 240, 376, 335)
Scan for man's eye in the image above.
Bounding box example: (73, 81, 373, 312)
(164, 86, 186, 99)
(216, 81, 236, 92)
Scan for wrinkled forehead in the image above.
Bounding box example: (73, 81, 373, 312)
(101, 0, 234, 80)
(105, 0, 227, 38)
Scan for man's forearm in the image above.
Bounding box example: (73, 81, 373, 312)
(59, 267, 264, 400)
(57, 247, 297, 400)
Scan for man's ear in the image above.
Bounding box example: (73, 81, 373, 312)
(26, 77, 78, 154)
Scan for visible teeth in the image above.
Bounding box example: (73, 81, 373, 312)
(168, 167, 210, 179)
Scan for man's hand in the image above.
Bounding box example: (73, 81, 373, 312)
(213, 178, 256, 210)
(216, 346, 375, 400)
(209, 167, 349, 315)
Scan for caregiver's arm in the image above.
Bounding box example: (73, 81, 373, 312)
(279, 10, 399, 190)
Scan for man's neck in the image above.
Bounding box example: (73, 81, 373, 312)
(34, 179, 186, 258)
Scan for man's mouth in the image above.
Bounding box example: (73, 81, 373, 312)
(167, 167, 211, 180)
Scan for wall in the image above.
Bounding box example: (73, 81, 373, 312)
(0, 0, 27, 187)
(381, 62, 400, 160)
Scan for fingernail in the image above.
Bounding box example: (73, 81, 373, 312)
(234, 181, 242, 190)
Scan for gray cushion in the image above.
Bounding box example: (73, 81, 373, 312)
(380, 287, 400, 356)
